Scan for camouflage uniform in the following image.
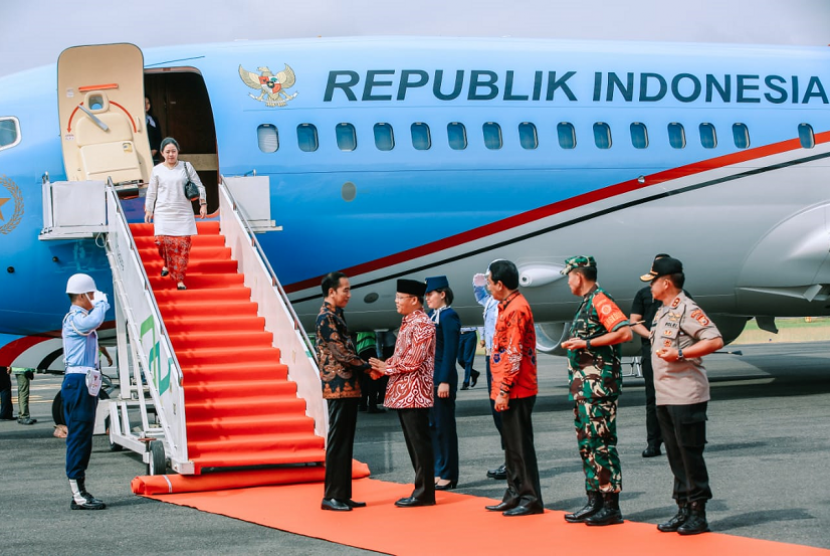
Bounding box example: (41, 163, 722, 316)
(564, 257, 630, 495)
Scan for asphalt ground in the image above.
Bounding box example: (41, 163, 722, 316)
(1, 342, 828, 554)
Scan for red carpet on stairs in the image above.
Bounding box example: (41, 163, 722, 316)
(130, 221, 326, 474)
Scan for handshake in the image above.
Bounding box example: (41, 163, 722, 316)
(368, 357, 386, 380)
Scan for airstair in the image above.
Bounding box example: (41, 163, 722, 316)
(41, 177, 327, 475)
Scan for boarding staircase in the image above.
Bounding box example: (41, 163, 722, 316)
(129, 220, 324, 472)
(45, 179, 330, 475)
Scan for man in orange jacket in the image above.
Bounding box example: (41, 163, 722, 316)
(484, 260, 544, 517)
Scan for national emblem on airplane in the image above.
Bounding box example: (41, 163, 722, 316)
(0, 175, 23, 235)
(238, 64, 298, 107)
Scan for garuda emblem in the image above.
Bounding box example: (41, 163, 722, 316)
(239, 64, 298, 107)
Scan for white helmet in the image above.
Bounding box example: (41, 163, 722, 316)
(66, 273, 97, 294)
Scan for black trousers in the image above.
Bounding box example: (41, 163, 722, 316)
(398, 408, 435, 503)
(641, 346, 662, 448)
(0, 368, 12, 419)
(429, 389, 458, 483)
(485, 356, 504, 450)
(324, 398, 359, 501)
(501, 396, 543, 509)
(657, 402, 712, 503)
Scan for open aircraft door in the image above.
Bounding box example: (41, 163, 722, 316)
(57, 43, 152, 187)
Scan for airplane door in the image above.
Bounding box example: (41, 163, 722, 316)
(57, 43, 152, 186)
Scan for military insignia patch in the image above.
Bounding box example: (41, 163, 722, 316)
(0, 175, 23, 235)
(663, 339, 672, 348)
(671, 297, 681, 308)
(690, 309, 710, 326)
(239, 64, 298, 107)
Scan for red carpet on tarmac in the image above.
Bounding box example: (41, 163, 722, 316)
(142, 477, 830, 556)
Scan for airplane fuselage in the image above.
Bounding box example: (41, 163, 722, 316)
(1, 37, 829, 364)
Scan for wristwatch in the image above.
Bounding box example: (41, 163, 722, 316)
(677, 348, 684, 360)
(585, 339, 591, 350)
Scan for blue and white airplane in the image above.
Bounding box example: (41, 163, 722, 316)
(1, 37, 829, 368)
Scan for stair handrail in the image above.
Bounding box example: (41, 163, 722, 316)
(218, 177, 326, 437)
(218, 177, 317, 356)
(104, 180, 190, 470)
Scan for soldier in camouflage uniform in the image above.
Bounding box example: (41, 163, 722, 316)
(560, 256, 632, 526)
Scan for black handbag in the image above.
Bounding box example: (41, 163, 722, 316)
(182, 162, 200, 201)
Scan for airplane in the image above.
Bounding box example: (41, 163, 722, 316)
(1, 36, 829, 371)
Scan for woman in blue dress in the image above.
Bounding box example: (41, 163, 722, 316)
(425, 275, 461, 489)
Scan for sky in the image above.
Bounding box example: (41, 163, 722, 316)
(2, 0, 830, 77)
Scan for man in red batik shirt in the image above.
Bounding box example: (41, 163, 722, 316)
(370, 279, 436, 507)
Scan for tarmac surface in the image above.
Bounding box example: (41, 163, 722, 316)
(1, 342, 828, 554)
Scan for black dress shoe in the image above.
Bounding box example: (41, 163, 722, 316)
(395, 496, 434, 507)
(70, 499, 106, 510)
(485, 500, 518, 512)
(470, 370, 480, 388)
(161, 268, 169, 277)
(321, 498, 351, 511)
(460, 384, 470, 391)
(503, 504, 544, 517)
(642, 445, 662, 458)
(177, 284, 187, 290)
(435, 480, 457, 491)
(17, 417, 37, 425)
(486, 464, 507, 480)
(346, 500, 366, 508)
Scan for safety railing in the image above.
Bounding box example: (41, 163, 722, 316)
(218, 177, 327, 437)
(104, 180, 192, 473)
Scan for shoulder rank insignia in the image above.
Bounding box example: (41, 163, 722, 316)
(239, 64, 298, 107)
(670, 297, 681, 308)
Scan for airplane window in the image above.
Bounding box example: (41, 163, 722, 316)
(336, 123, 357, 152)
(668, 123, 686, 149)
(256, 124, 279, 153)
(411, 122, 431, 151)
(297, 123, 319, 152)
(558, 122, 576, 149)
(630, 122, 648, 149)
(374, 123, 395, 151)
(798, 123, 815, 149)
(733, 123, 750, 149)
(0, 117, 20, 151)
(448, 122, 467, 150)
(593, 122, 611, 149)
(483, 122, 502, 150)
(519, 122, 538, 150)
(699, 123, 717, 149)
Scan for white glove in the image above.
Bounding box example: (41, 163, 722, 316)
(473, 273, 487, 287)
(92, 291, 109, 308)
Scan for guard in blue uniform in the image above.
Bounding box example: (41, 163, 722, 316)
(62, 273, 109, 510)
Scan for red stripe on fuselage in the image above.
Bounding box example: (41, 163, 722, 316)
(284, 133, 827, 294)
